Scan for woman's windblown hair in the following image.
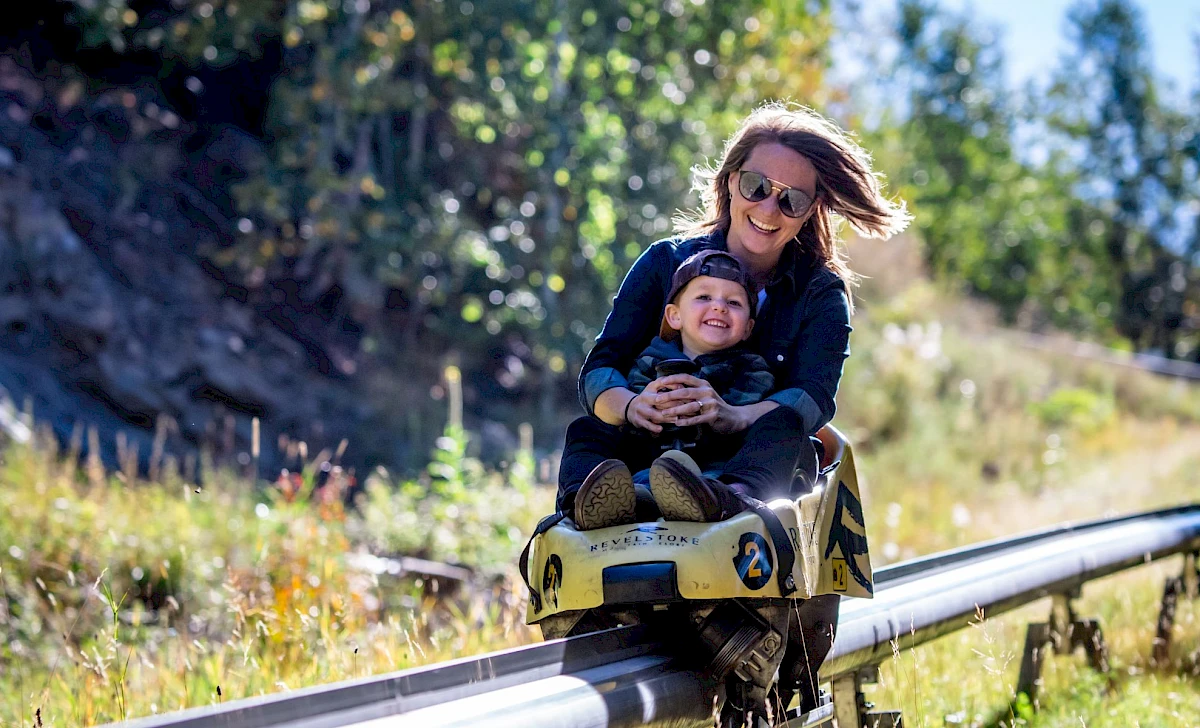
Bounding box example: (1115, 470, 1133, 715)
(676, 102, 911, 289)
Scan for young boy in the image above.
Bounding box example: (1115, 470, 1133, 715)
(574, 249, 775, 530)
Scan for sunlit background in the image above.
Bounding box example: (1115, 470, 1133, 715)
(1, 1, 1199, 725)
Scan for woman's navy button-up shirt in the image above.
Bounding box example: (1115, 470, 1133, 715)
(579, 228, 852, 435)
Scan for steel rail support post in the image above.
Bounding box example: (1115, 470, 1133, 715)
(780, 690, 835, 727)
(1152, 551, 1199, 666)
(1015, 591, 1109, 707)
(830, 666, 902, 728)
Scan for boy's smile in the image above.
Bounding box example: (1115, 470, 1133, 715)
(664, 276, 755, 358)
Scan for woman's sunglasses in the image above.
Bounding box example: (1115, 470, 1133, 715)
(737, 170, 815, 219)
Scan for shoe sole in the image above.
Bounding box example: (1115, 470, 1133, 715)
(576, 461, 635, 530)
(650, 457, 712, 522)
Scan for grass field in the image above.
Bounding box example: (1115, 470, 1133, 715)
(3, 271, 1200, 726)
(863, 560, 1200, 728)
(864, 446, 1200, 728)
(0, 432, 551, 726)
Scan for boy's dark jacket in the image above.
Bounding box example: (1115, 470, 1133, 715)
(625, 336, 774, 406)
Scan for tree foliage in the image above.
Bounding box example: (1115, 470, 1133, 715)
(23, 0, 1200, 462)
(878, 0, 1199, 358)
(66, 0, 832, 419)
(1042, 0, 1200, 355)
(880, 0, 1115, 332)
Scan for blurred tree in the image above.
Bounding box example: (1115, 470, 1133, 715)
(65, 0, 833, 440)
(1042, 0, 1200, 358)
(879, 0, 1118, 332)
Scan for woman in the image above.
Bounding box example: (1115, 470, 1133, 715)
(555, 102, 909, 714)
(560, 102, 909, 525)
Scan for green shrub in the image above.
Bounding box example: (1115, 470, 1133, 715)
(1029, 387, 1116, 433)
(349, 426, 545, 573)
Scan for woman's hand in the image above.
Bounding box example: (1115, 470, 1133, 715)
(650, 374, 751, 434)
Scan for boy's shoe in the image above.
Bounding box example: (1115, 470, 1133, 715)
(574, 459, 636, 530)
(649, 450, 724, 522)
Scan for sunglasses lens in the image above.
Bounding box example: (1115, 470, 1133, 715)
(779, 189, 813, 218)
(739, 170, 814, 218)
(738, 171, 770, 202)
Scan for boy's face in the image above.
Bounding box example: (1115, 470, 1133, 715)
(664, 275, 755, 356)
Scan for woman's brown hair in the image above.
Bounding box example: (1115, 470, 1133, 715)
(676, 102, 911, 296)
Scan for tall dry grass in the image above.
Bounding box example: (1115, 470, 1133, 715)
(0, 426, 551, 726)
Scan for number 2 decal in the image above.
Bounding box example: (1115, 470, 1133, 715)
(744, 541, 763, 578)
(733, 532, 773, 590)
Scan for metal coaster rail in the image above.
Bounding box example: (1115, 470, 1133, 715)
(116, 505, 1200, 728)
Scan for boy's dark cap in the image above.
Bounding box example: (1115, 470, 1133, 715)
(659, 250, 758, 341)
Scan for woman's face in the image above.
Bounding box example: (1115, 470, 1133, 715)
(725, 142, 819, 270)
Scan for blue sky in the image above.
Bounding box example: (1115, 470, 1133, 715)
(938, 0, 1198, 95)
(833, 0, 1199, 99)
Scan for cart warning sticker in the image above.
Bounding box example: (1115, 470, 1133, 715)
(542, 554, 563, 609)
(733, 532, 773, 590)
(831, 557, 848, 591)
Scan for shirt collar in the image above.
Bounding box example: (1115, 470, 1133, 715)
(710, 227, 805, 294)
(770, 241, 803, 292)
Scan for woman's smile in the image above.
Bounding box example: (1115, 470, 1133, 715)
(748, 215, 780, 234)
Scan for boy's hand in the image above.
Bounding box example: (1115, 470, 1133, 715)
(624, 379, 682, 433)
(652, 374, 745, 433)
(626, 377, 695, 433)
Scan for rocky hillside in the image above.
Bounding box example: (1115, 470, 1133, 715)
(0, 56, 426, 476)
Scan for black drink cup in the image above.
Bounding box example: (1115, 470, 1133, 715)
(653, 359, 701, 451)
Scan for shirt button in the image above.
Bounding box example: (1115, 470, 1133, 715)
(776, 354, 785, 362)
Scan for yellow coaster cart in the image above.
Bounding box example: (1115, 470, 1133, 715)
(521, 425, 874, 725)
